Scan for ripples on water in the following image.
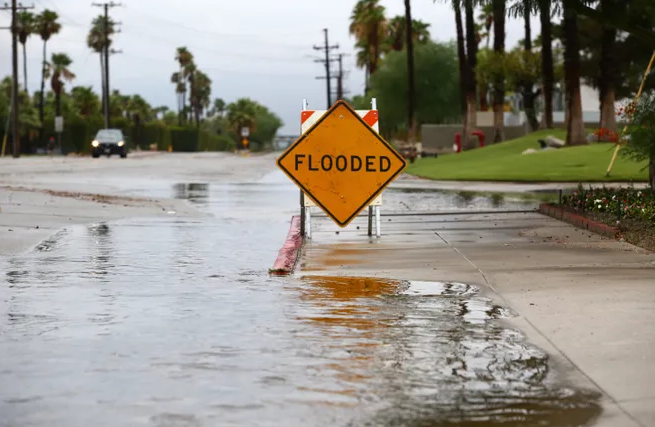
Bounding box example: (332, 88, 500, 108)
(0, 179, 601, 426)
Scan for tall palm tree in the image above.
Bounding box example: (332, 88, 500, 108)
(562, 0, 587, 145)
(35, 10, 60, 135)
(539, 0, 555, 129)
(464, 0, 478, 139)
(190, 71, 211, 126)
(385, 16, 431, 52)
(49, 53, 75, 120)
(174, 47, 194, 124)
(598, 0, 618, 135)
(350, 0, 387, 92)
(87, 15, 115, 120)
(404, 0, 416, 147)
(16, 11, 35, 93)
(492, 0, 506, 142)
(448, 0, 469, 136)
(521, 0, 540, 131)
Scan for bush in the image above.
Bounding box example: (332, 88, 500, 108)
(198, 131, 235, 151)
(563, 185, 655, 223)
(621, 94, 655, 189)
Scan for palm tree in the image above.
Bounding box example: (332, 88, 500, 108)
(464, 0, 478, 140)
(562, 0, 587, 145)
(16, 11, 35, 93)
(49, 53, 75, 120)
(71, 86, 100, 117)
(210, 98, 226, 118)
(448, 0, 469, 136)
(109, 89, 129, 119)
(385, 16, 431, 52)
(87, 15, 115, 120)
(404, 0, 416, 147)
(174, 47, 193, 123)
(350, 0, 387, 92)
(538, 0, 555, 128)
(598, 0, 618, 135)
(190, 71, 211, 125)
(226, 98, 257, 137)
(492, 0, 506, 142)
(35, 10, 61, 137)
(521, 0, 541, 131)
(478, 2, 494, 48)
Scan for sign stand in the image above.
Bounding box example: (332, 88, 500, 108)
(299, 97, 383, 240)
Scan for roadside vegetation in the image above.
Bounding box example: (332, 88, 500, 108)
(344, 0, 655, 187)
(562, 185, 655, 251)
(0, 10, 282, 155)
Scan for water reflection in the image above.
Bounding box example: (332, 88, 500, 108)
(292, 276, 602, 426)
(173, 182, 210, 206)
(86, 222, 113, 279)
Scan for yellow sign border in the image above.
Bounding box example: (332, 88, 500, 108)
(276, 100, 407, 227)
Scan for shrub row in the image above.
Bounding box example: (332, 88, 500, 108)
(562, 185, 655, 222)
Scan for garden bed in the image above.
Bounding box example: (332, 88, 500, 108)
(552, 186, 655, 251)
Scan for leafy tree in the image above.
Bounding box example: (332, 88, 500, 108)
(505, 46, 542, 131)
(368, 41, 461, 137)
(622, 94, 655, 189)
(71, 86, 100, 117)
(0, 77, 40, 136)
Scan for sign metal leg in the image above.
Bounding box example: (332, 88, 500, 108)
(375, 206, 381, 238)
(306, 207, 312, 239)
(367, 206, 373, 236)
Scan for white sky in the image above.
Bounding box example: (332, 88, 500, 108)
(0, 0, 540, 134)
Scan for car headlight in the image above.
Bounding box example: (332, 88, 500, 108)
(118, 141, 124, 147)
(92, 140, 99, 147)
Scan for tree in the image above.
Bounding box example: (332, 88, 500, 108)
(404, 0, 417, 146)
(174, 47, 194, 124)
(35, 10, 61, 140)
(71, 86, 100, 117)
(622, 95, 655, 189)
(463, 0, 478, 147)
(562, 0, 587, 145)
(49, 53, 75, 121)
(367, 42, 461, 137)
(492, 0, 506, 142)
(446, 0, 470, 140)
(539, 0, 555, 128)
(87, 15, 115, 117)
(189, 70, 211, 126)
(226, 98, 257, 137)
(15, 11, 35, 93)
(350, 0, 387, 92)
(209, 98, 226, 118)
(385, 16, 431, 52)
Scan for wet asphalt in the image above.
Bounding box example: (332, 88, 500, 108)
(0, 170, 603, 426)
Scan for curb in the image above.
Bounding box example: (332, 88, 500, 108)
(538, 203, 620, 239)
(269, 215, 303, 276)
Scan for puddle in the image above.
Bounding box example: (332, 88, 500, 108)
(0, 175, 601, 426)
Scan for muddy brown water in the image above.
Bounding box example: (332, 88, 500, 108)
(0, 172, 601, 426)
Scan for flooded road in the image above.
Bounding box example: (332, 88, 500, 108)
(1, 170, 602, 426)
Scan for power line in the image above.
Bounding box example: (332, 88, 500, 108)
(313, 28, 338, 109)
(1, 1, 35, 158)
(92, 0, 121, 128)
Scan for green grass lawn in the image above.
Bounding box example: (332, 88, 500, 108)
(408, 129, 649, 182)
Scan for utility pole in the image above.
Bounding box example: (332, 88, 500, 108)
(1, 1, 34, 158)
(313, 29, 339, 109)
(336, 53, 344, 101)
(92, 1, 121, 129)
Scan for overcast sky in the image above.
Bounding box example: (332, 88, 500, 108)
(0, 0, 540, 134)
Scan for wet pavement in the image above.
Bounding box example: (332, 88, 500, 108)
(1, 169, 604, 426)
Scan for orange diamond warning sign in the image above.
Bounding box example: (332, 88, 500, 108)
(276, 100, 407, 227)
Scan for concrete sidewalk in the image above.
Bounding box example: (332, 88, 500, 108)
(298, 210, 655, 427)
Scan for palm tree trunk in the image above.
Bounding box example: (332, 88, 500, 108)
(464, 0, 477, 148)
(404, 0, 416, 146)
(598, 0, 618, 135)
(523, 2, 539, 132)
(22, 43, 28, 93)
(492, 0, 505, 143)
(563, 1, 587, 146)
(540, 0, 554, 129)
(39, 40, 47, 146)
(454, 2, 469, 143)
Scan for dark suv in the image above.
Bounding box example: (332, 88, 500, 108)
(91, 129, 127, 158)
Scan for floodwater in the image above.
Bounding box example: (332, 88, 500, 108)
(0, 171, 601, 426)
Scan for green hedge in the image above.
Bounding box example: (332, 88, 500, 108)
(1, 115, 236, 154)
